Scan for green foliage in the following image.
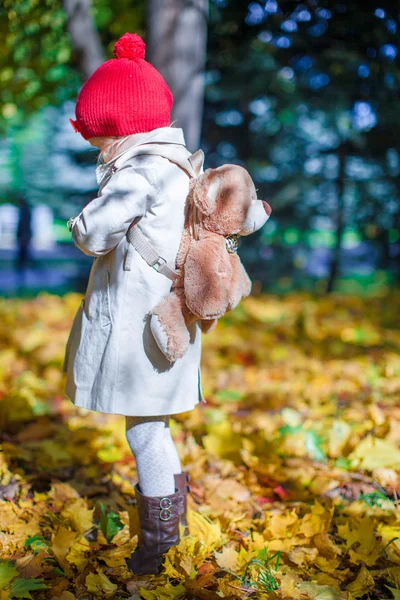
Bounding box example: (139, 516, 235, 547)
(0, 561, 18, 590)
(305, 430, 326, 461)
(1, 0, 79, 130)
(216, 388, 244, 402)
(9, 577, 47, 599)
(359, 489, 390, 508)
(98, 501, 124, 543)
(24, 535, 48, 553)
(1, 0, 145, 131)
(240, 547, 281, 592)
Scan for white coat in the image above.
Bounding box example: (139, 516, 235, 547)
(63, 127, 206, 416)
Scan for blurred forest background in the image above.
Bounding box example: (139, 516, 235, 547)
(1, 0, 399, 297)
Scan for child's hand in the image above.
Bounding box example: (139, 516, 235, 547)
(67, 217, 78, 232)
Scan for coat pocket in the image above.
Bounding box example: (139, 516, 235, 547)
(73, 309, 112, 389)
(63, 298, 85, 374)
(73, 270, 113, 389)
(99, 270, 112, 328)
(86, 270, 112, 327)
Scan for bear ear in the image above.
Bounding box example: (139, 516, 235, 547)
(188, 149, 204, 177)
(191, 171, 221, 216)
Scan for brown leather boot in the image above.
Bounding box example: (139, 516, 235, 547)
(174, 472, 190, 537)
(125, 483, 184, 576)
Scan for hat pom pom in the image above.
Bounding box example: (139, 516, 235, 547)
(114, 33, 146, 60)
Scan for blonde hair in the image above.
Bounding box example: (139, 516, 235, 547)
(92, 135, 132, 163)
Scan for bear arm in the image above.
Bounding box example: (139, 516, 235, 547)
(227, 257, 252, 309)
(184, 237, 231, 319)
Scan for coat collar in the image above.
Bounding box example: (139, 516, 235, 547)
(96, 127, 187, 189)
(114, 127, 186, 168)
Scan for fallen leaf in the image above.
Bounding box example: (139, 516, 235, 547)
(349, 436, 400, 471)
(9, 577, 47, 599)
(0, 563, 18, 590)
(85, 569, 117, 597)
(346, 565, 374, 598)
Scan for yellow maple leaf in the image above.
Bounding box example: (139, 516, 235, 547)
(187, 509, 224, 553)
(313, 571, 345, 588)
(314, 533, 343, 559)
(85, 568, 117, 597)
(299, 501, 333, 538)
(338, 515, 381, 566)
(378, 524, 400, 564)
(267, 510, 299, 539)
(60, 498, 94, 534)
(202, 420, 242, 460)
(214, 479, 251, 502)
(349, 436, 400, 471)
(288, 546, 318, 566)
(267, 536, 302, 552)
(314, 556, 341, 573)
(175, 550, 196, 578)
(139, 582, 186, 600)
(97, 538, 136, 567)
(217, 576, 248, 599)
(337, 516, 376, 550)
(51, 526, 77, 573)
(346, 565, 374, 598)
(97, 446, 124, 463)
(65, 535, 90, 572)
(214, 545, 240, 572)
(328, 420, 352, 458)
(279, 572, 304, 600)
(162, 535, 202, 578)
(299, 581, 344, 599)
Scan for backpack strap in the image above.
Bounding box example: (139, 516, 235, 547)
(124, 149, 204, 277)
(126, 225, 179, 280)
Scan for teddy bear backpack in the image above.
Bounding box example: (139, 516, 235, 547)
(127, 148, 272, 362)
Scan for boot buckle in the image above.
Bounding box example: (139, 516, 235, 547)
(159, 497, 172, 521)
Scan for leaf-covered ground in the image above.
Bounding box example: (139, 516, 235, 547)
(1, 292, 400, 600)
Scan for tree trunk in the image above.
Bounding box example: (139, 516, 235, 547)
(147, 0, 209, 152)
(326, 148, 346, 293)
(377, 227, 391, 269)
(63, 0, 105, 79)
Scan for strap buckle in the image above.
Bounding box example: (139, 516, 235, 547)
(225, 234, 239, 254)
(152, 256, 167, 272)
(159, 497, 172, 521)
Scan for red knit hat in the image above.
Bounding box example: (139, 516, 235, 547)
(70, 33, 174, 139)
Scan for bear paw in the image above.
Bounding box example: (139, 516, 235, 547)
(150, 314, 190, 362)
(150, 314, 171, 358)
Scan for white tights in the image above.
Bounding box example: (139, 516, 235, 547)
(125, 415, 183, 496)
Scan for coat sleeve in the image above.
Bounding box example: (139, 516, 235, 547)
(71, 162, 157, 257)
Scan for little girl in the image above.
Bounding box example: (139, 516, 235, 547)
(63, 32, 205, 576)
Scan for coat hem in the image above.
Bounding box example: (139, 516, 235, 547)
(68, 395, 201, 417)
